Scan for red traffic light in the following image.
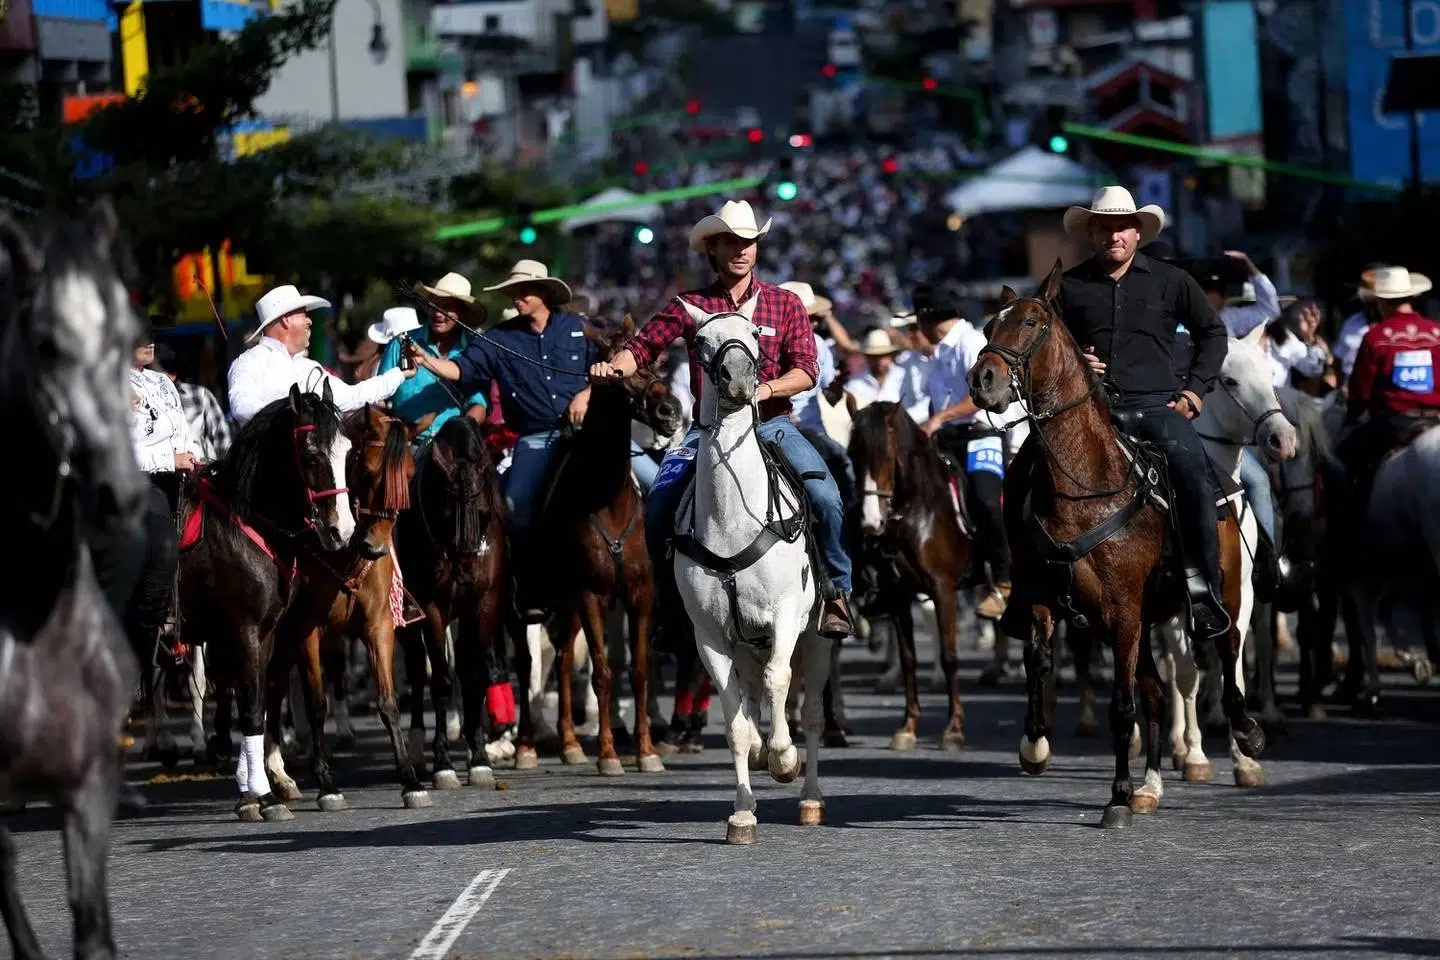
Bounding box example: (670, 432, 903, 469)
(633, 161, 648, 175)
(685, 99, 700, 115)
(788, 133, 813, 148)
(821, 63, 837, 79)
(881, 157, 899, 175)
(746, 127, 764, 144)
(922, 76, 938, 91)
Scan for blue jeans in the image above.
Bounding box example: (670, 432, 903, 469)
(644, 417, 852, 595)
(631, 441, 659, 494)
(503, 429, 562, 530)
(1238, 448, 1277, 543)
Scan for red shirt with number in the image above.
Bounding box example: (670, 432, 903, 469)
(1348, 311, 1440, 417)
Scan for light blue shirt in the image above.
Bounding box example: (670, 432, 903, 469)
(378, 328, 487, 442)
(791, 332, 836, 431)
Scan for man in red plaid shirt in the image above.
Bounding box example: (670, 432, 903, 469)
(591, 199, 854, 639)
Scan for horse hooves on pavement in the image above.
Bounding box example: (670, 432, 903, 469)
(1234, 719, 1267, 759)
(433, 769, 461, 790)
(275, 779, 303, 803)
(654, 741, 681, 758)
(889, 730, 918, 752)
(1129, 793, 1160, 815)
(597, 757, 625, 777)
(637, 753, 666, 773)
(1183, 759, 1213, 782)
(939, 730, 965, 751)
(1100, 805, 1133, 829)
(513, 749, 540, 770)
(725, 820, 758, 845)
(468, 766, 495, 787)
(1018, 754, 1050, 776)
(234, 796, 262, 822)
(317, 793, 348, 812)
(1233, 763, 1266, 788)
(401, 790, 433, 809)
(798, 800, 825, 826)
(560, 746, 588, 766)
(260, 802, 294, 823)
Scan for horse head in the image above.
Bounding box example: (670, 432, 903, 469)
(0, 201, 147, 535)
(346, 404, 414, 560)
(424, 415, 497, 556)
(587, 314, 684, 441)
(679, 297, 760, 419)
(848, 401, 944, 537)
(1200, 331, 1297, 462)
(286, 383, 356, 551)
(970, 259, 1077, 416)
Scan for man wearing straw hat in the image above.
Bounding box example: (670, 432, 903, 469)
(1337, 265, 1440, 513)
(590, 199, 856, 639)
(228, 283, 416, 427)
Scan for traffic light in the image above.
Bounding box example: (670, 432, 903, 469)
(634, 161, 649, 175)
(519, 225, 537, 245)
(788, 133, 813, 148)
(881, 156, 899, 176)
(922, 76, 938, 91)
(1037, 105, 1070, 154)
(772, 157, 798, 201)
(634, 226, 655, 244)
(746, 127, 764, 144)
(821, 63, 837, 79)
(1048, 134, 1069, 154)
(685, 99, 701, 116)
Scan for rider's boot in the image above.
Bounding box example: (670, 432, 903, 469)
(1184, 566, 1232, 640)
(976, 582, 1011, 620)
(820, 593, 854, 640)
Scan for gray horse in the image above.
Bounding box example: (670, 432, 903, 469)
(0, 203, 147, 960)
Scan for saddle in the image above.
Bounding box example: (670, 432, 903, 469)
(933, 449, 978, 537)
(177, 474, 296, 584)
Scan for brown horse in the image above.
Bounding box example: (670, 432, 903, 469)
(847, 401, 972, 751)
(514, 316, 684, 774)
(262, 405, 427, 810)
(395, 413, 508, 789)
(968, 261, 1262, 828)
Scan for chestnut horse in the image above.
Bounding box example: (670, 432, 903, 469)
(848, 401, 972, 751)
(263, 406, 427, 811)
(968, 261, 1263, 828)
(395, 413, 508, 789)
(514, 316, 684, 775)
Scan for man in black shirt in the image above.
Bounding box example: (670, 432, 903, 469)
(1054, 186, 1231, 638)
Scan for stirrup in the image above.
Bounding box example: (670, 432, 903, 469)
(1183, 568, 1231, 639)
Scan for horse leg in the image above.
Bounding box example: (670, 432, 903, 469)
(605, 606, 632, 751)
(1070, 624, 1100, 738)
(329, 639, 357, 752)
(1349, 579, 1383, 714)
(142, 663, 179, 768)
(889, 599, 921, 751)
(287, 665, 311, 756)
(798, 630, 832, 825)
(978, 619, 1010, 686)
(1251, 600, 1285, 732)
(763, 601, 808, 786)
(365, 608, 431, 808)
(399, 624, 430, 772)
(418, 607, 457, 789)
(556, 612, 588, 765)
(874, 617, 902, 693)
(1018, 605, 1056, 775)
(1163, 618, 1210, 781)
(511, 617, 540, 769)
(188, 644, 208, 762)
(235, 626, 289, 823)
(577, 591, 622, 776)
(573, 627, 600, 736)
(626, 592, 663, 773)
(0, 825, 42, 960)
(527, 623, 560, 748)
(1101, 615, 1142, 828)
(287, 628, 343, 811)
(1130, 625, 1167, 815)
(262, 637, 304, 805)
(821, 639, 850, 747)
(933, 585, 965, 750)
(62, 757, 121, 960)
(694, 636, 759, 843)
(444, 626, 462, 744)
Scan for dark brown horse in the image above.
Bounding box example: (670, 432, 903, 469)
(395, 413, 508, 788)
(177, 382, 355, 822)
(847, 401, 972, 750)
(968, 261, 1262, 828)
(514, 315, 684, 774)
(263, 405, 427, 810)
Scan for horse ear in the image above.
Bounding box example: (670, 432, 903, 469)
(288, 383, 304, 414)
(1039, 258, 1064, 302)
(582, 321, 606, 347)
(322, 377, 334, 407)
(0, 213, 43, 282)
(844, 391, 858, 417)
(1000, 285, 1018, 304)
(620, 313, 635, 337)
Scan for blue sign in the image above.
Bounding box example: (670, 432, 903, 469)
(966, 436, 1004, 478)
(651, 442, 697, 494)
(1392, 349, 1435, 392)
(1344, 0, 1440, 184)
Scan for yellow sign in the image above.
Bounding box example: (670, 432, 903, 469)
(233, 125, 291, 157)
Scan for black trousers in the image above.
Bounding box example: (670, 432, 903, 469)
(123, 478, 181, 665)
(934, 424, 1010, 583)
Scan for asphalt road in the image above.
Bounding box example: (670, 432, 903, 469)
(7, 625, 1440, 960)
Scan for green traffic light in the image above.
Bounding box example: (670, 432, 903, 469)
(519, 225, 537, 244)
(1049, 135, 1069, 153)
(775, 181, 798, 201)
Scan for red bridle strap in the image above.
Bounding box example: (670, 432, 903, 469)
(292, 423, 350, 501)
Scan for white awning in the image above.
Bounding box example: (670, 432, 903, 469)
(945, 146, 1105, 217)
(559, 187, 664, 233)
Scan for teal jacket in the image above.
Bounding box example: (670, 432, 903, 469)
(377, 328, 488, 442)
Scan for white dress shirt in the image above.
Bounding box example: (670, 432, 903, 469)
(130, 367, 195, 473)
(1267, 333, 1329, 388)
(894, 348, 932, 422)
(927, 318, 1029, 432)
(1220, 273, 1280, 338)
(228, 336, 406, 427)
(1335, 312, 1369, 378)
(792, 332, 837, 432)
(845, 359, 929, 423)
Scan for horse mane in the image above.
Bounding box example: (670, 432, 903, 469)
(424, 414, 499, 553)
(850, 402, 951, 507)
(208, 392, 341, 521)
(348, 407, 411, 512)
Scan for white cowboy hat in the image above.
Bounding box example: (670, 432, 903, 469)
(859, 328, 900, 357)
(889, 310, 918, 329)
(414, 272, 477, 304)
(1359, 266, 1433, 300)
(1063, 186, 1166, 245)
(689, 199, 772, 253)
(249, 284, 331, 344)
(779, 280, 832, 317)
(367, 306, 423, 345)
(501, 307, 519, 321)
(482, 259, 572, 304)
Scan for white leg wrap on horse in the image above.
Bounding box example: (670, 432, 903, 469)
(1020, 735, 1050, 766)
(235, 740, 250, 794)
(243, 734, 272, 797)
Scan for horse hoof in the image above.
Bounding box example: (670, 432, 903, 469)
(1018, 736, 1051, 776)
(1171, 751, 1187, 772)
(637, 753, 666, 773)
(769, 745, 800, 784)
(1076, 719, 1100, 738)
(560, 746, 588, 766)
(597, 757, 625, 777)
(234, 799, 262, 823)
(798, 800, 825, 826)
(939, 730, 965, 752)
(514, 749, 540, 770)
(1018, 754, 1050, 776)
(1129, 793, 1159, 815)
(725, 820, 757, 845)
(1234, 764, 1266, 789)
(654, 741, 681, 757)
(889, 730, 917, 752)
(433, 770, 461, 790)
(1234, 720, 1266, 759)
(1100, 805, 1132, 829)
(683, 737, 705, 754)
(317, 793, 348, 813)
(1183, 759, 1213, 783)
(334, 735, 356, 753)
(402, 790, 432, 809)
(275, 779, 303, 803)
(260, 803, 294, 823)
(822, 729, 849, 748)
(468, 766, 495, 787)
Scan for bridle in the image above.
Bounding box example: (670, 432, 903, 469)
(1196, 377, 1287, 449)
(290, 420, 349, 533)
(974, 296, 1100, 424)
(696, 313, 762, 428)
(352, 414, 405, 525)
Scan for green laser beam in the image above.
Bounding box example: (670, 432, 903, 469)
(1060, 123, 1405, 193)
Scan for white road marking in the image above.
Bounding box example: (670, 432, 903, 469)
(409, 867, 511, 960)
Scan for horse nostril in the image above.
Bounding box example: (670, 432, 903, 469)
(980, 368, 994, 390)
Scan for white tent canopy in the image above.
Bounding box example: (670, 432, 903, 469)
(559, 187, 664, 233)
(945, 146, 1104, 217)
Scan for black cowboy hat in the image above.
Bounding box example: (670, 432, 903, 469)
(912, 284, 960, 322)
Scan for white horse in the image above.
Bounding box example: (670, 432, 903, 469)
(670, 299, 830, 844)
(1162, 329, 1296, 790)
